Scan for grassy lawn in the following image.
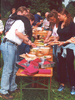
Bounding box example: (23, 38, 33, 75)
(0, 59, 75, 100)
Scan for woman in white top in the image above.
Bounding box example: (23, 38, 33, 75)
(44, 10, 59, 58)
(44, 9, 59, 43)
(44, 9, 60, 82)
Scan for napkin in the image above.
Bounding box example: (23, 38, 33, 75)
(21, 64, 39, 75)
(43, 61, 50, 65)
(38, 69, 51, 74)
(30, 58, 41, 67)
(18, 59, 27, 68)
(21, 68, 51, 75)
(34, 58, 41, 62)
(18, 59, 27, 64)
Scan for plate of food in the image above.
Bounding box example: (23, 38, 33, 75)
(43, 55, 51, 59)
(53, 41, 60, 44)
(49, 41, 60, 45)
(19, 53, 37, 61)
(35, 42, 45, 46)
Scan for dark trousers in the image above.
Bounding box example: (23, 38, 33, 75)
(58, 48, 75, 86)
(17, 43, 30, 61)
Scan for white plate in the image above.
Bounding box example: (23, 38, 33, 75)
(20, 53, 37, 61)
(37, 27, 42, 30)
(41, 55, 51, 59)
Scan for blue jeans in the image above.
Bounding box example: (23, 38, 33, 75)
(0, 41, 18, 94)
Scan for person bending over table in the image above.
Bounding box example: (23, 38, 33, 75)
(44, 9, 60, 81)
(44, 9, 59, 43)
(57, 7, 75, 95)
(0, 6, 36, 100)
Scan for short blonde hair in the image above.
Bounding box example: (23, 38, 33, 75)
(37, 12, 41, 16)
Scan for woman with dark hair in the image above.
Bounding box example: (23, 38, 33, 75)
(57, 8, 75, 95)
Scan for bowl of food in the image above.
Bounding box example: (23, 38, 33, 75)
(40, 47, 50, 55)
(30, 47, 39, 55)
(36, 53, 43, 58)
(35, 42, 44, 47)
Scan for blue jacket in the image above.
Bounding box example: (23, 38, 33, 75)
(33, 14, 43, 26)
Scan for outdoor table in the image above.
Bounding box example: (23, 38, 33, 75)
(32, 30, 49, 39)
(16, 67, 53, 100)
(16, 37, 53, 100)
(16, 52, 53, 100)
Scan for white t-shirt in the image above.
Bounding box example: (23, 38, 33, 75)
(42, 18, 50, 29)
(6, 20, 25, 45)
(52, 24, 58, 37)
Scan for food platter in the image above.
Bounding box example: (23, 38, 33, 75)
(49, 41, 60, 45)
(19, 53, 37, 61)
(35, 42, 45, 46)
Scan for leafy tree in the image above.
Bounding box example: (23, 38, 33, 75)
(66, 1, 75, 18)
(1, 0, 16, 18)
(49, 0, 63, 11)
(29, 0, 50, 17)
(1, 0, 64, 18)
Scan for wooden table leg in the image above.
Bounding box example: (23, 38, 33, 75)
(32, 77, 34, 87)
(48, 77, 50, 100)
(20, 77, 22, 100)
(50, 77, 52, 89)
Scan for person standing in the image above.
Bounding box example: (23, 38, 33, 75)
(57, 8, 75, 95)
(0, 6, 35, 99)
(9, 8, 16, 17)
(4, 6, 31, 61)
(33, 12, 43, 27)
(42, 12, 50, 30)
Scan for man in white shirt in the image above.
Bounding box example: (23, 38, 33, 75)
(0, 6, 35, 100)
(42, 12, 50, 30)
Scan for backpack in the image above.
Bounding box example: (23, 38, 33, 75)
(4, 14, 32, 40)
(4, 18, 15, 34)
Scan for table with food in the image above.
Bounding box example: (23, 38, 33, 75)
(16, 28, 58, 100)
(18, 27, 61, 69)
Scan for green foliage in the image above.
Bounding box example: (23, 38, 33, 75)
(66, 4, 75, 18)
(7, 0, 16, 5)
(29, 0, 50, 16)
(2, 0, 16, 5)
(62, 4, 66, 8)
(4, 11, 11, 18)
(31, 37, 34, 43)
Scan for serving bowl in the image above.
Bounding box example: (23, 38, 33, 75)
(30, 47, 39, 55)
(40, 47, 50, 55)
